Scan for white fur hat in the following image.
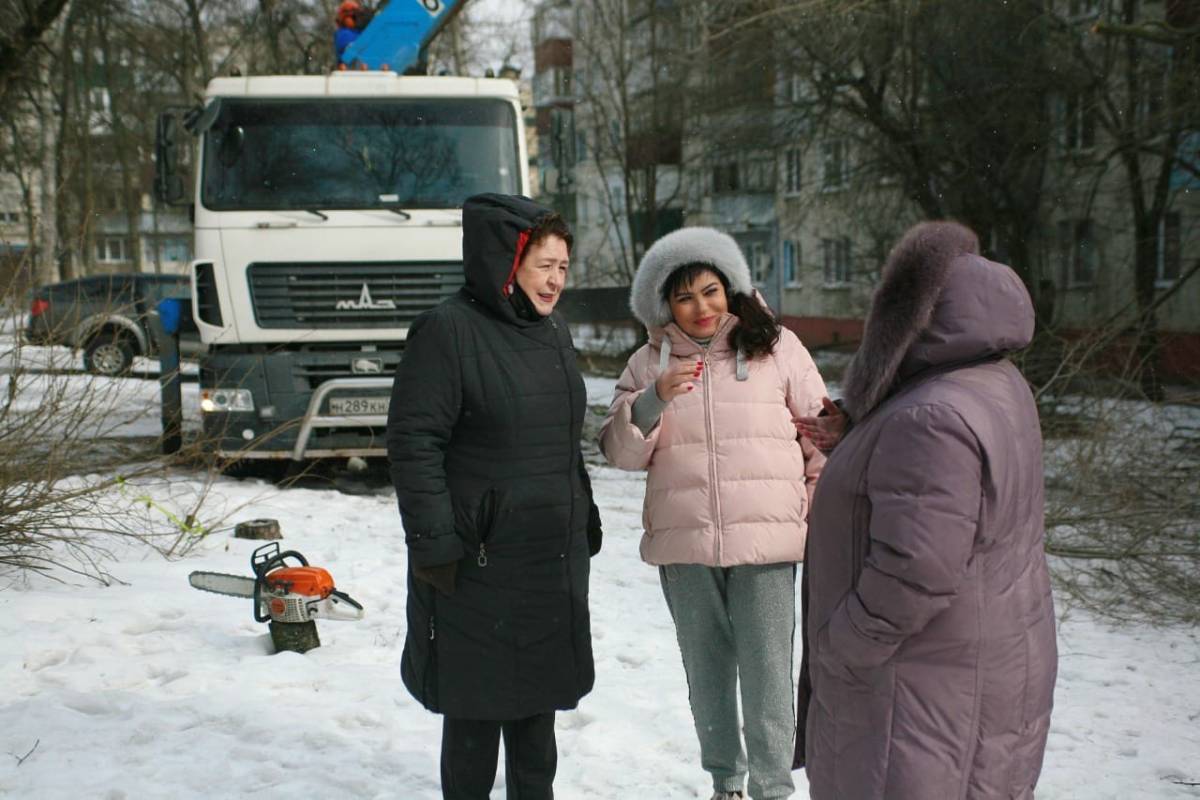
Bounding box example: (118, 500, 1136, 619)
(629, 226, 754, 328)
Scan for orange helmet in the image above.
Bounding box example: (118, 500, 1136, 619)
(336, 0, 360, 28)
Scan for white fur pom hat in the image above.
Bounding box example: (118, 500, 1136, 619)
(629, 226, 754, 328)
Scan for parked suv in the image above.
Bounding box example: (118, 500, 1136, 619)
(25, 273, 202, 375)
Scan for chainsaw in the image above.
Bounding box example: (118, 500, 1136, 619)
(189, 542, 365, 624)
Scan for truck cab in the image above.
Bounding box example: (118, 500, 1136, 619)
(173, 72, 528, 460)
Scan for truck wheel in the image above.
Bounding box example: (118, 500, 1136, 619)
(84, 332, 135, 376)
(221, 459, 287, 482)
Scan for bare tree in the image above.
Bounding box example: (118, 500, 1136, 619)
(569, 0, 695, 284)
(1058, 1, 1200, 398)
(736, 0, 1061, 293)
(0, 0, 72, 103)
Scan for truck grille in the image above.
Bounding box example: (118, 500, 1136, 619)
(247, 261, 464, 329)
(290, 344, 405, 390)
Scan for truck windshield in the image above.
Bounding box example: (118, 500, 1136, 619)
(201, 98, 519, 211)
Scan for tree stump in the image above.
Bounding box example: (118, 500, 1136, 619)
(234, 518, 282, 540)
(269, 620, 321, 654)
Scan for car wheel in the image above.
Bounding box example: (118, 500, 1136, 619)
(84, 333, 135, 376)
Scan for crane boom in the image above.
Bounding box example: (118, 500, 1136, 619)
(342, 0, 470, 73)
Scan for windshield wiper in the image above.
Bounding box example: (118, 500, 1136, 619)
(384, 206, 412, 220)
(303, 209, 329, 221)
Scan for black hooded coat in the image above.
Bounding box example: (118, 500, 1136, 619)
(387, 193, 600, 721)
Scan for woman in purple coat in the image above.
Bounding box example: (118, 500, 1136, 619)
(796, 221, 1057, 799)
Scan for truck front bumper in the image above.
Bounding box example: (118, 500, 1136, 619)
(201, 348, 398, 460)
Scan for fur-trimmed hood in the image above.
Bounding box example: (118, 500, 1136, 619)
(630, 226, 754, 329)
(841, 221, 1034, 421)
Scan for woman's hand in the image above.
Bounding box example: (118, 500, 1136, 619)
(794, 396, 847, 451)
(655, 359, 703, 402)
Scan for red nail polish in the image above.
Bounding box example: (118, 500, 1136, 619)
(687, 385, 694, 391)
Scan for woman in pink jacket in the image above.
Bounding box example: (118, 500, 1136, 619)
(600, 227, 827, 800)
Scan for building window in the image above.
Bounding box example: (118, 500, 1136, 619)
(1062, 91, 1096, 151)
(534, 67, 573, 104)
(1057, 219, 1096, 285)
(713, 162, 739, 193)
(714, 155, 776, 194)
(160, 238, 190, 263)
(821, 139, 849, 190)
(822, 237, 851, 285)
(788, 73, 804, 104)
(744, 156, 775, 193)
(782, 239, 800, 285)
(96, 236, 130, 263)
(1157, 212, 1181, 285)
(0, 211, 19, 223)
(1067, 0, 1101, 19)
(1137, 63, 1167, 129)
(748, 241, 772, 285)
(784, 149, 802, 194)
(102, 189, 125, 212)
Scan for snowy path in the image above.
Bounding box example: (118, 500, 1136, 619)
(1, 370, 1199, 797)
(2, 462, 1199, 799)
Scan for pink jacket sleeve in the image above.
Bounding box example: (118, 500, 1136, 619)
(779, 329, 828, 510)
(599, 345, 661, 471)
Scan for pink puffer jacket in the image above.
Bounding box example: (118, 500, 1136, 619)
(600, 314, 827, 566)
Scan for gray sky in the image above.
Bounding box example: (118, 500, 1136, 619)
(463, 0, 535, 76)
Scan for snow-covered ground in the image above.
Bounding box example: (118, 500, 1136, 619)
(2, 365, 1199, 798)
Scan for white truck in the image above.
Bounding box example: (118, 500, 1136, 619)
(154, 71, 528, 461)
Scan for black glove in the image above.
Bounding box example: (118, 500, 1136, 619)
(413, 560, 458, 595)
(578, 460, 603, 556)
(587, 500, 603, 556)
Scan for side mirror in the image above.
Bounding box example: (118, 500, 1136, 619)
(155, 109, 192, 206)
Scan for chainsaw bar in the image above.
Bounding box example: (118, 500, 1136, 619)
(189, 571, 257, 598)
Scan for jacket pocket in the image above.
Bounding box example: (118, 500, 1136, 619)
(424, 591, 440, 709)
(473, 487, 499, 566)
(476, 487, 498, 541)
(850, 490, 871, 583)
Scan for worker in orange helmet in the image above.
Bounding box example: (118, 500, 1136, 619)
(335, 0, 364, 65)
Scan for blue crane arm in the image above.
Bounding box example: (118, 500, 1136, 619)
(342, 0, 469, 72)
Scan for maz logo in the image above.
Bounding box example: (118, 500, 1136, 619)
(336, 283, 396, 311)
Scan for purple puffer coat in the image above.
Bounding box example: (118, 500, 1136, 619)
(802, 222, 1057, 799)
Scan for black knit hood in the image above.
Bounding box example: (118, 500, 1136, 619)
(461, 193, 554, 326)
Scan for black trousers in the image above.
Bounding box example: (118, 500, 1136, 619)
(440, 712, 557, 800)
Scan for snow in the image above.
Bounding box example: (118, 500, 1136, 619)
(2, 352, 1199, 798)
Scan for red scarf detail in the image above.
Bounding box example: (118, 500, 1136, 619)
(502, 229, 531, 298)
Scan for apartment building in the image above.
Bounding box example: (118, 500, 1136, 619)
(540, 1, 1200, 375)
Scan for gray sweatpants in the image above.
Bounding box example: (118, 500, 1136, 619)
(660, 562, 796, 800)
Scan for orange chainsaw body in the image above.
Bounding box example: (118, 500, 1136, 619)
(265, 566, 334, 599)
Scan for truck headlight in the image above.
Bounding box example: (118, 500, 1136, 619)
(200, 388, 255, 413)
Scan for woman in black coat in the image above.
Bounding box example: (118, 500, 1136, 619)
(387, 193, 602, 800)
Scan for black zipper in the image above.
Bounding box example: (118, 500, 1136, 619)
(424, 591, 439, 709)
(476, 487, 497, 567)
(551, 315, 583, 679)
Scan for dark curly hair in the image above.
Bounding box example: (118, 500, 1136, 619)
(526, 211, 573, 254)
(661, 263, 780, 360)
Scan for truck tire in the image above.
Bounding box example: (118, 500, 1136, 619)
(84, 331, 136, 376)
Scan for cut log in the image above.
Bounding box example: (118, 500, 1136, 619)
(235, 518, 282, 540)
(269, 620, 320, 654)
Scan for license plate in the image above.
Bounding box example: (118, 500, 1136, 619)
(328, 396, 390, 416)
